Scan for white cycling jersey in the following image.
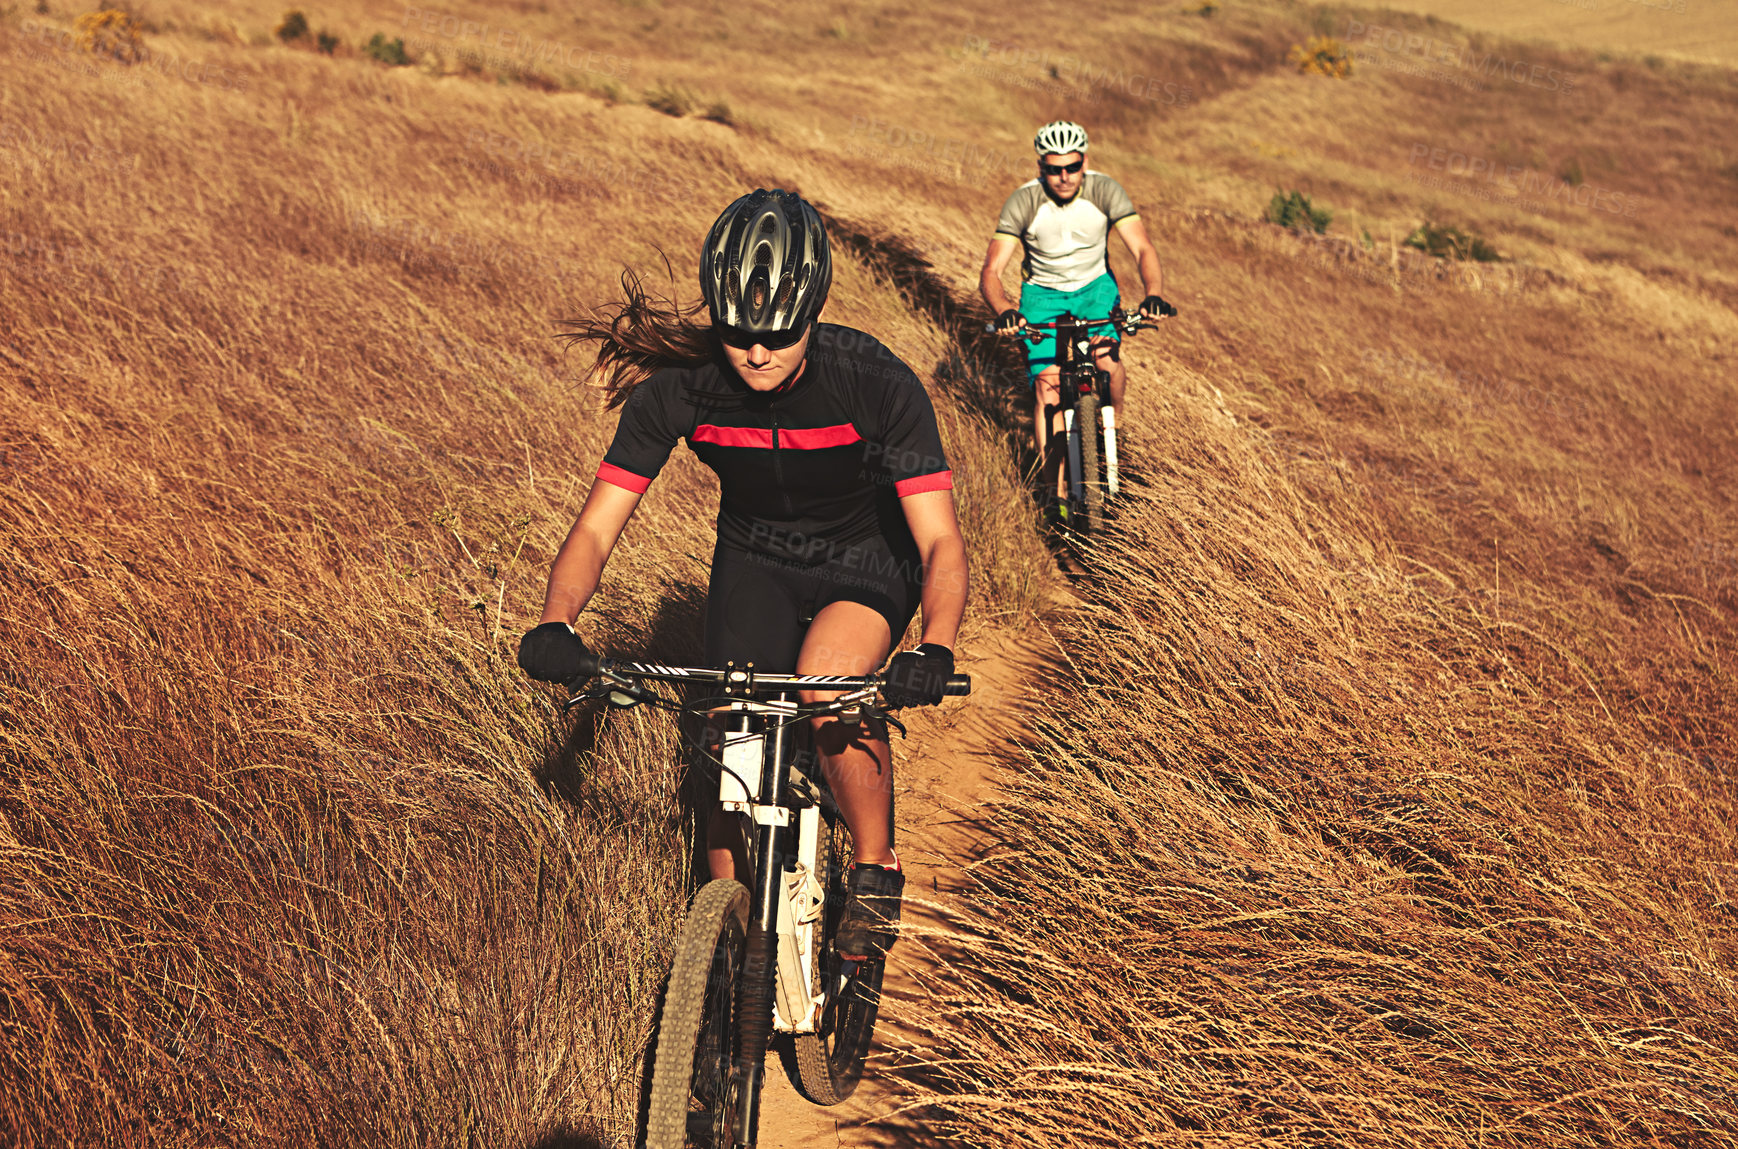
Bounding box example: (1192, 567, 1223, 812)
(993, 172, 1138, 292)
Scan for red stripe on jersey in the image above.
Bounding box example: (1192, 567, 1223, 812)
(692, 424, 773, 448)
(780, 423, 862, 449)
(692, 423, 861, 450)
(596, 461, 652, 493)
(895, 471, 954, 497)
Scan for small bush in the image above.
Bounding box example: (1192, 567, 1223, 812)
(74, 9, 145, 63)
(1559, 157, 1585, 186)
(365, 33, 409, 66)
(701, 100, 733, 125)
(1266, 189, 1332, 234)
(644, 84, 692, 117)
(316, 30, 339, 54)
(275, 9, 309, 42)
(1288, 35, 1352, 78)
(1406, 221, 1501, 262)
(1192, 2, 1217, 14)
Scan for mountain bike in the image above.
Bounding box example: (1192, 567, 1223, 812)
(989, 305, 1170, 535)
(564, 655, 970, 1149)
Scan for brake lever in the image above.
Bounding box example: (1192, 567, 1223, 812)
(825, 687, 910, 738)
(563, 670, 658, 711)
(562, 682, 605, 713)
(868, 708, 909, 739)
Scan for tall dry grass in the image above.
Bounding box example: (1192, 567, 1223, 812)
(888, 357, 1738, 1144)
(4, 0, 1737, 1145)
(0, 5, 1051, 1143)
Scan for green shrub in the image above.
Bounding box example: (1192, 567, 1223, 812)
(316, 30, 338, 54)
(1266, 189, 1332, 234)
(644, 83, 692, 117)
(365, 32, 409, 66)
(1405, 221, 1500, 262)
(1288, 35, 1352, 78)
(275, 9, 309, 42)
(701, 100, 733, 125)
(75, 9, 145, 62)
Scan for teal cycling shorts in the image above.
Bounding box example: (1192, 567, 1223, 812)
(1017, 274, 1121, 384)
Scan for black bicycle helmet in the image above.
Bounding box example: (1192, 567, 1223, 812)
(699, 189, 832, 337)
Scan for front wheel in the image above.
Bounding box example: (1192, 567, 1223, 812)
(1074, 392, 1104, 535)
(793, 808, 884, 1104)
(645, 879, 750, 1149)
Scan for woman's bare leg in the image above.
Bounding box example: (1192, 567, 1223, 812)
(796, 601, 895, 865)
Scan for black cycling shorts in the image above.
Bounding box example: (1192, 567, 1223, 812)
(703, 536, 923, 671)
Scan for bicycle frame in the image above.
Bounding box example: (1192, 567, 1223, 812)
(571, 658, 967, 1146)
(1048, 313, 1119, 505)
(993, 309, 1151, 510)
(714, 692, 833, 1037)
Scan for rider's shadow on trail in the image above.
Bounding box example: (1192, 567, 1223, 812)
(824, 215, 1038, 471)
(526, 1127, 606, 1149)
(523, 579, 708, 1149)
(530, 577, 709, 815)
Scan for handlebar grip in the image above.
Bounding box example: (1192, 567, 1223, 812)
(576, 651, 602, 678)
(944, 675, 971, 696)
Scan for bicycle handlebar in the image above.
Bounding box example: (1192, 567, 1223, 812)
(983, 303, 1176, 339)
(575, 653, 971, 696)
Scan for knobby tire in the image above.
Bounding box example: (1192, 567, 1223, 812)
(793, 808, 883, 1104)
(1075, 392, 1104, 535)
(645, 879, 751, 1149)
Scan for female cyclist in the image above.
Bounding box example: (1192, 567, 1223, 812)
(516, 189, 968, 961)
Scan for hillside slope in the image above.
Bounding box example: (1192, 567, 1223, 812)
(3, 1, 1735, 1145)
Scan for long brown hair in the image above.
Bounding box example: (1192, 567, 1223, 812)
(558, 261, 715, 409)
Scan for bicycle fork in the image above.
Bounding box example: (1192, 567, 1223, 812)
(728, 699, 794, 1148)
(1062, 406, 1085, 508)
(1103, 402, 1119, 498)
(1061, 373, 1119, 508)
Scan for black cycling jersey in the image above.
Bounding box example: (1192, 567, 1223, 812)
(597, 323, 953, 566)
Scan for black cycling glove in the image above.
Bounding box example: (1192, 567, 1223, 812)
(1140, 295, 1177, 319)
(517, 622, 594, 684)
(881, 643, 955, 708)
(996, 308, 1027, 332)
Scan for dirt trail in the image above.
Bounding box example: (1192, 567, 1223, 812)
(750, 622, 1054, 1148)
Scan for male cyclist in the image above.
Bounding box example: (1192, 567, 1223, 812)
(517, 190, 968, 963)
(978, 121, 1172, 508)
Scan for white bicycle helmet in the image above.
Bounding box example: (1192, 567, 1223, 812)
(1033, 120, 1090, 157)
(699, 189, 831, 336)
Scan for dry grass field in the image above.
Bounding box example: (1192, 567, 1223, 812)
(2, 0, 1735, 1146)
(1369, 0, 1738, 67)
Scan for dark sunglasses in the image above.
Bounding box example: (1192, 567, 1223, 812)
(1040, 159, 1085, 177)
(717, 323, 808, 351)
